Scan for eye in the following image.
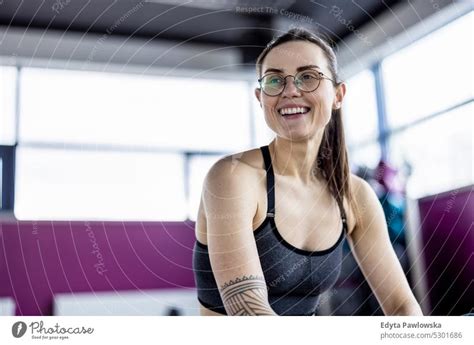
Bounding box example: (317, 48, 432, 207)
(267, 75, 283, 84)
(300, 71, 320, 80)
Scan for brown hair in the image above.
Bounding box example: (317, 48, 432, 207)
(256, 28, 352, 216)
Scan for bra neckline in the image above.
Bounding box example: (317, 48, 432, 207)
(195, 216, 346, 257)
(253, 213, 346, 256)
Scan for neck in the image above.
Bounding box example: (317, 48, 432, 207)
(269, 131, 325, 185)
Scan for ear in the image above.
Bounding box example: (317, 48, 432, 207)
(254, 88, 262, 107)
(333, 82, 346, 110)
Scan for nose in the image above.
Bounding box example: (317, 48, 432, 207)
(281, 75, 301, 98)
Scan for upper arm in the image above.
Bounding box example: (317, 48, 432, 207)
(348, 175, 421, 315)
(202, 157, 275, 315)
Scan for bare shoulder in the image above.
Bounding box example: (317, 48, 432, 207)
(349, 173, 379, 205)
(346, 173, 385, 237)
(349, 173, 368, 194)
(224, 148, 265, 171)
(201, 149, 265, 248)
(205, 148, 263, 190)
(343, 173, 378, 236)
(202, 148, 264, 218)
(195, 148, 265, 243)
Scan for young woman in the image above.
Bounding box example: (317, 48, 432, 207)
(193, 28, 423, 316)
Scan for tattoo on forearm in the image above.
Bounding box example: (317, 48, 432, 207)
(220, 275, 275, 315)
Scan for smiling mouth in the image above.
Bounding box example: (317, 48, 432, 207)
(278, 106, 311, 117)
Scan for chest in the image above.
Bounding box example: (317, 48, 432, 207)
(255, 176, 344, 252)
(254, 217, 345, 297)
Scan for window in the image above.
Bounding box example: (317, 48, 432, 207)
(15, 148, 186, 221)
(383, 11, 474, 198)
(19, 67, 251, 151)
(15, 67, 254, 220)
(389, 102, 473, 198)
(342, 70, 378, 146)
(343, 70, 380, 170)
(0, 66, 17, 145)
(383, 11, 474, 129)
(349, 143, 381, 170)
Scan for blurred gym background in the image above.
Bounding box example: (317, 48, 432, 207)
(0, 0, 472, 316)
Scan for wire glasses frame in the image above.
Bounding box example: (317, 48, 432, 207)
(257, 70, 337, 97)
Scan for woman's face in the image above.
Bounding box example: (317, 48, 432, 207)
(255, 41, 345, 141)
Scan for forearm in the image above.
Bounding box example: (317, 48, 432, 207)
(220, 275, 277, 316)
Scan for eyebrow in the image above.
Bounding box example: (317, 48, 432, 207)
(263, 65, 322, 75)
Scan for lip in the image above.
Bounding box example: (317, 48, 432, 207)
(281, 110, 311, 120)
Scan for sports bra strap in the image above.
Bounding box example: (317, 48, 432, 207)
(259, 145, 275, 217)
(337, 198, 348, 233)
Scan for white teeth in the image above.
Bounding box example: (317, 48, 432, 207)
(278, 107, 309, 115)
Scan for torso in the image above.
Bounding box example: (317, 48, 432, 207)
(195, 147, 356, 316)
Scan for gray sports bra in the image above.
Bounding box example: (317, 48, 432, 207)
(193, 145, 347, 316)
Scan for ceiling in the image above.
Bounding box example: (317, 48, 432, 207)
(0, 0, 405, 63)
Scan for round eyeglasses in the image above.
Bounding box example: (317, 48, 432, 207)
(258, 70, 336, 97)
